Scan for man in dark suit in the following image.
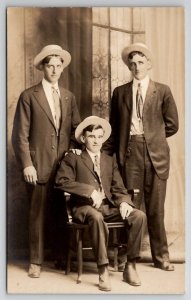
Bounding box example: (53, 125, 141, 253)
(103, 43, 179, 271)
(55, 116, 146, 291)
(12, 45, 81, 277)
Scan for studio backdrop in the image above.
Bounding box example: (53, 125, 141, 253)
(7, 7, 184, 261)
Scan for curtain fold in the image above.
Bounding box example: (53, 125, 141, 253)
(144, 8, 185, 233)
(26, 7, 92, 118)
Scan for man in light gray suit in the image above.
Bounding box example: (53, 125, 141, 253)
(103, 43, 179, 271)
(12, 45, 81, 277)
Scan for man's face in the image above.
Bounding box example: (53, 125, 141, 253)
(42, 56, 64, 84)
(81, 128, 104, 153)
(128, 54, 151, 80)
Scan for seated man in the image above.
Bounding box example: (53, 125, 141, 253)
(55, 116, 146, 292)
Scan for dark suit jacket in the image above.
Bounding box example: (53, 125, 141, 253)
(104, 80, 179, 180)
(55, 150, 134, 209)
(12, 82, 81, 183)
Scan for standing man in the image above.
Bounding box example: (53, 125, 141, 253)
(103, 43, 179, 271)
(55, 116, 146, 291)
(12, 45, 81, 278)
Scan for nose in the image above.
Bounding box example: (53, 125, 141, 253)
(94, 137, 99, 144)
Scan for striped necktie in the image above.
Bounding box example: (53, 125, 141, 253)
(136, 83, 143, 120)
(94, 154, 100, 177)
(52, 87, 61, 134)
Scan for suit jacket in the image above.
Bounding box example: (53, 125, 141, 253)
(55, 150, 134, 209)
(12, 82, 81, 183)
(104, 80, 179, 180)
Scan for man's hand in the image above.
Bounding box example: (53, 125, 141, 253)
(69, 149, 82, 155)
(119, 202, 133, 219)
(23, 166, 38, 185)
(90, 190, 102, 209)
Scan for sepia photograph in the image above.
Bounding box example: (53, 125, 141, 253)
(7, 6, 185, 294)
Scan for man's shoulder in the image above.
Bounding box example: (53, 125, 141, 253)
(151, 80, 170, 91)
(20, 82, 42, 95)
(101, 152, 116, 162)
(59, 86, 75, 98)
(114, 81, 132, 92)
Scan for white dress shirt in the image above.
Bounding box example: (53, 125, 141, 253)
(86, 149, 105, 199)
(130, 75, 150, 135)
(42, 78, 60, 126)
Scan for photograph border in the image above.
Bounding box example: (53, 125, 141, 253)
(1, 0, 191, 299)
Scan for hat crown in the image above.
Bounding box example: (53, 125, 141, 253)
(130, 42, 148, 50)
(40, 45, 63, 53)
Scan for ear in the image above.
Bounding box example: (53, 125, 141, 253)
(80, 135, 85, 144)
(38, 64, 44, 71)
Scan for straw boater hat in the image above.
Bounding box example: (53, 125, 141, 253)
(121, 42, 153, 69)
(34, 44, 71, 70)
(75, 116, 111, 144)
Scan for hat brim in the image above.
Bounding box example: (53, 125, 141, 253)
(34, 48, 71, 70)
(122, 44, 153, 69)
(75, 116, 111, 144)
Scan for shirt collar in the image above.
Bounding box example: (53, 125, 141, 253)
(86, 149, 101, 161)
(133, 75, 150, 88)
(42, 78, 59, 90)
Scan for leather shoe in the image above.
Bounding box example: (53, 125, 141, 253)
(98, 265, 111, 292)
(123, 261, 141, 286)
(154, 261, 175, 271)
(28, 264, 41, 278)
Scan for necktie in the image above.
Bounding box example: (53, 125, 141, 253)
(52, 87, 61, 134)
(136, 83, 143, 120)
(93, 155, 104, 193)
(94, 155, 101, 177)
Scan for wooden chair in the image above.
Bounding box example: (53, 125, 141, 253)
(65, 190, 139, 283)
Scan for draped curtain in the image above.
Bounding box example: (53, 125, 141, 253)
(25, 7, 92, 119)
(144, 8, 185, 234)
(7, 7, 92, 257)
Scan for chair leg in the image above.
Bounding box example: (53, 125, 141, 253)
(65, 249, 72, 275)
(76, 229, 83, 283)
(65, 227, 72, 275)
(112, 228, 118, 271)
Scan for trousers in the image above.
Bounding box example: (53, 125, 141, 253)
(122, 136, 170, 264)
(72, 204, 146, 266)
(27, 182, 68, 265)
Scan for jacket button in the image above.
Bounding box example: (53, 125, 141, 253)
(52, 146, 55, 149)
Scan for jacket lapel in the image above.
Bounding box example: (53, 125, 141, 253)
(81, 150, 97, 178)
(100, 152, 107, 178)
(33, 83, 55, 128)
(59, 87, 69, 125)
(123, 81, 133, 113)
(143, 80, 157, 113)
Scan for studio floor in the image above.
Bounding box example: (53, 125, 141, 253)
(7, 260, 185, 295)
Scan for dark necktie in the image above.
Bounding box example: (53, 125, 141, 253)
(52, 87, 61, 133)
(136, 83, 143, 120)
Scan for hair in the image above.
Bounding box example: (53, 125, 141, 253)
(82, 124, 104, 136)
(128, 51, 146, 60)
(41, 55, 64, 65)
